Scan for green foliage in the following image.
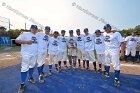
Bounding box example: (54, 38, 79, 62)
(7, 29, 23, 39)
(119, 25, 140, 36)
(0, 26, 7, 35)
(7, 29, 32, 39)
(119, 29, 133, 36)
(135, 25, 140, 34)
(0, 26, 6, 32)
(0, 26, 43, 39)
(1, 25, 140, 39)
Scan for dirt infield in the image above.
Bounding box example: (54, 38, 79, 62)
(0, 51, 140, 75)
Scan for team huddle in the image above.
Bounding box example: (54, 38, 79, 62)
(16, 24, 125, 93)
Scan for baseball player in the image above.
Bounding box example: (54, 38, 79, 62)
(36, 26, 50, 83)
(102, 24, 124, 87)
(44, 26, 51, 57)
(124, 31, 139, 62)
(136, 33, 140, 62)
(58, 30, 68, 70)
(48, 31, 60, 75)
(76, 29, 86, 68)
(123, 34, 127, 41)
(94, 29, 105, 72)
(83, 28, 97, 71)
(16, 25, 38, 93)
(67, 30, 77, 69)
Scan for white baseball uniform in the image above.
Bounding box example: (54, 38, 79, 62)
(137, 36, 140, 55)
(58, 36, 67, 61)
(124, 36, 138, 56)
(37, 32, 49, 67)
(76, 34, 85, 60)
(48, 37, 59, 65)
(123, 37, 126, 42)
(103, 32, 123, 70)
(67, 36, 77, 56)
(95, 35, 105, 64)
(16, 32, 38, 72)
(84, 33, 95, 62)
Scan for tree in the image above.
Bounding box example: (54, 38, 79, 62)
(0, 26, 6, 32)
(7, 29, 23, 39)
(119, 28, 133, 36)
(0, 26, 7, 35)
(135, 25, 140, 34)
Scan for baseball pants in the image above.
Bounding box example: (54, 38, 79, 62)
(21, 54, 37, 72)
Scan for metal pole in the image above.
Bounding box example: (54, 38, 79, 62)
(25, 23, 26, 30)
(8, 19, 10, 30)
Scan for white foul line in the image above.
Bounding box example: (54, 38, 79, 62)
(0, 57, 16, 60)
(121, 64, 140, 67)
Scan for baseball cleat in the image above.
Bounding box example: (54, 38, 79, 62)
(28, 77, 36, 84)
(18, 84, 26, 93)
(94, 68, 97, 72)
(48, 70, 52, 76)
(78, 65, 81, 68)
(39, 74, 45, 83)
(72, 66, 77, 70)
(83, 64, 85, 69)
(86, 67, 89, 70)
(69, 65, 72, 69)
(98, 68, 102, 72)
(102, 71, 110, 78)
(59, 67, 62, 72)
(64, 65, 69, 69)
(56, 68, 60, 73)
(114, 79, 120, 87)
(42, 72, 47, 77)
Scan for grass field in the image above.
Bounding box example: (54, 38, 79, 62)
(0, 46, 20, 51)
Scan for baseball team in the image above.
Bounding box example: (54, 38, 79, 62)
(16, 24, 139, 93)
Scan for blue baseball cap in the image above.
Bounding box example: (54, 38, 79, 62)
(69, 30, 73, 33)
(61, 30, 66, 33)
(31, 25, 38, 29)
(84, 28, 88, 32)
(95, 29, 101, 33)
(76, 29, 80, 32)
(53, 31, 59, 35)
(103, 24, 111, 29)
(45, 26, 50, 30)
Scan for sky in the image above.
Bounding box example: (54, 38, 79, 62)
(0, 0, 140, 34)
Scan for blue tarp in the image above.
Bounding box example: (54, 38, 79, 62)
(0, 36, 11, 46)
(0, 65, 140, 93)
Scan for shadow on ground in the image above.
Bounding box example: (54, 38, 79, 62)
(0, 65, 140, 93)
